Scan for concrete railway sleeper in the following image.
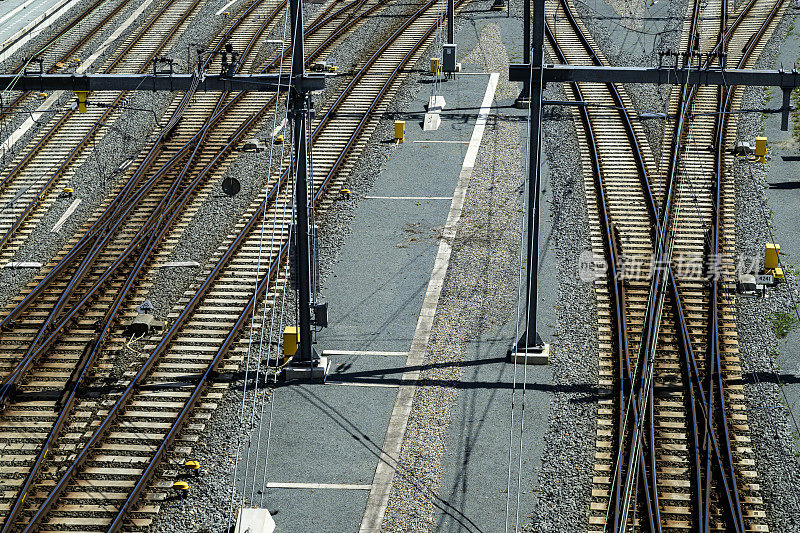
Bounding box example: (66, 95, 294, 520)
(0, 0, 386, 411)
(547, 0, 785, 530)
(0, 0, 467, 529)
(0, 0, 434, 524)
(0, 0, 133, 123)
(0, 0, 207, 261)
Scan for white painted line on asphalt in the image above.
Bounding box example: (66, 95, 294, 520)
(215, 0, 241, 15)
(51, 197, 81, 233)
(323, 350, 408, 357)
(326, 381, 400, 389)
(158, 261, 201, 268)
(412, 140, 469, 144)
(266, 482, 372, 490)
(0, 0, 157, 158)
(364, 196, 452, 200)
(3, 262, 42, 269)
(359, 72, 499, 533)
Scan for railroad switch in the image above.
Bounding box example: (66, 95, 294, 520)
(340, 188, 351, 200)
(273, 134, 284, 144)
(59, 187, 74, 199)
(172, 481, 190, 491)
(490, 0, 506, 10)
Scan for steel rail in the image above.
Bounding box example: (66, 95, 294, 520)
(543, 19, 661, 532)
(0, 0, 273, 524)
(0, 0, 364, 335)
(21, 1, 444, 529)
(0, 0, 203, 266)
(702, 1, 786, 530)
(0, 0, 274, 326)
(111, 2, 455, 527)
(1, 0, 395, 522)
(0, 0, 373, 399)
(0, 0, 131, 120)
(0, 0, 224, 406)
(553, 0, 781, 529)
(0, 0, 378, 425)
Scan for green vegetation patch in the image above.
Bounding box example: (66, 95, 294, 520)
(770, 311, 799, 338)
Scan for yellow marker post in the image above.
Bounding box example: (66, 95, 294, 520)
(394, 120, 405, 143)
(283, 326, 299, 356)
(755, 136, 767, 163)
(430, 57, 440, 76)
(765, 243, 780, 270)
(75, 91, 88, 113)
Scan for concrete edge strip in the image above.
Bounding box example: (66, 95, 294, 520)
(51, 197, 81, 233)
(363, 195, 452, 200)
(358, 72, 499, 533)
(323, 350, 409, 357)
(266, 482, 372, 490)
(0, 0, 157, 157)
(326, 381, 400, 389)
(0, 0, 39, 30)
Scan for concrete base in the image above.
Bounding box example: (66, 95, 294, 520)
(428, 95, 446, 112)
(234, 508, 276, 533)
(284, 355, 331, 381)
(509, 344, 550, 365)
(423, 112, 442, 131)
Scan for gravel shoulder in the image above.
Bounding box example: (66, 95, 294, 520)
(733, 4, 800, 531)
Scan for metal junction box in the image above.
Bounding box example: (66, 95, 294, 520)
(443, 44, 457, 72)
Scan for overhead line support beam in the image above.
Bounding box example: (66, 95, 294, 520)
(0, 73, 326, 92)
(509, 64, 800, 130)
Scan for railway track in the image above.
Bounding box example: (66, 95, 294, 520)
(0, 0, 465, 529)
(545, 0, 787, 530)
(0, 0, 210, 257)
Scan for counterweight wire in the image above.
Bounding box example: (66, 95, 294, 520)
(226, 0, 291, 520)
(248, 6, 295, 509)
(505, 24, 537, 533)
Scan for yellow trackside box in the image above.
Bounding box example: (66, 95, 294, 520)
(394, 120, 405, 143)
(755, 136, 767, 161)
(75, 91, 88, 113)
(765, 243, 781, 270)
(283, 326, 299, 356)
(430, 57, 440, 75)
